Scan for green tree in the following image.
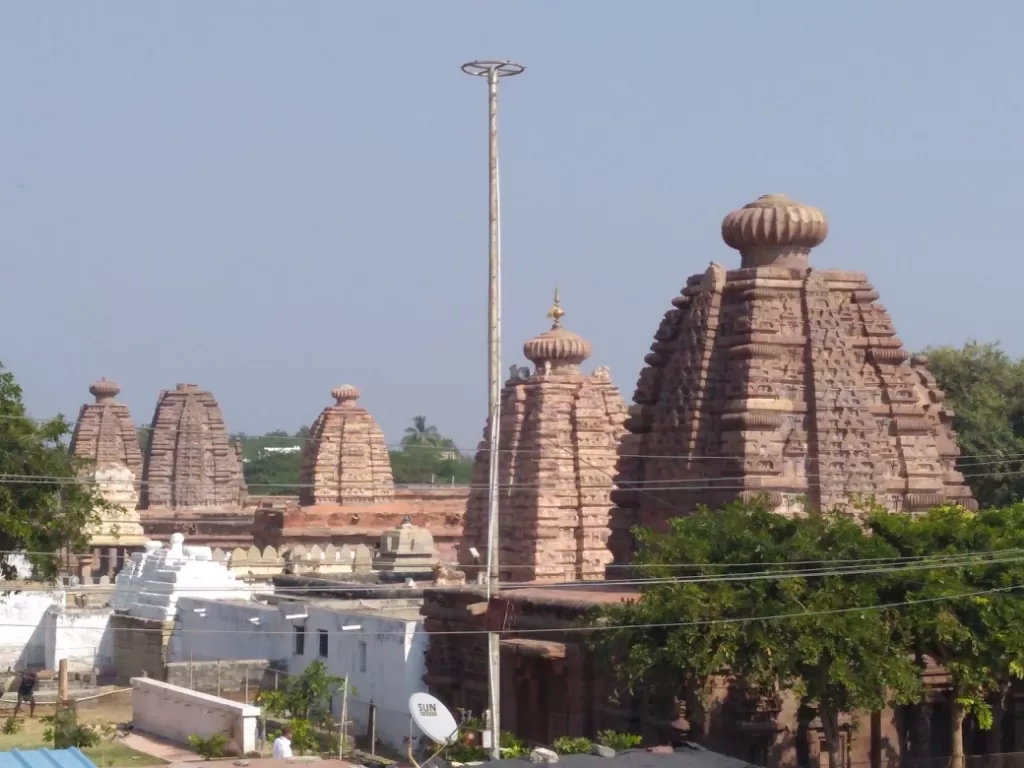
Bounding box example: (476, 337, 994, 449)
(257, 661, 351, 755)
(869, 505, 1024, 768)
(921, 342, 1024, 507)
(402, 415, 445, 448)
(0, 362, 115, 581)
(392, 417, 471, 484)
(592, 503, 920, 768)
(239, 428, 307, 496)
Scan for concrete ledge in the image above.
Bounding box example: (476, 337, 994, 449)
(131, 676, 261, 756)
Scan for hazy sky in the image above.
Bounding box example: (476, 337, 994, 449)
(1, 2, 1021, 452)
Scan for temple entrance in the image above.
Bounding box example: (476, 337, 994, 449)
(500, 640, 568, 746)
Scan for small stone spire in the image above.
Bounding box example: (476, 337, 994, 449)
(89, 378, 121, 404)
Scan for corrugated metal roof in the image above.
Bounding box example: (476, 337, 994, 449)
(0, 747, 97, 768)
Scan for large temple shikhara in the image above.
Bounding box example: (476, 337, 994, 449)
(69, 379, 147, 573)
(141, 383, 247, 511)
(611, 193, 974, 561)
(460, 290, 627, 582)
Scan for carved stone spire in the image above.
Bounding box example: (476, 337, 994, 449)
(299, 385, 394, 505)
(611, 192, 975, 565)
(460, 289, 627, 582)
(141, 383, 246, 510)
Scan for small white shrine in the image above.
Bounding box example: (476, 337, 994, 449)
(110, 533, 253, 621)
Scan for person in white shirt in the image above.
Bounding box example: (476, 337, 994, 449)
(272, 727, 293, 759)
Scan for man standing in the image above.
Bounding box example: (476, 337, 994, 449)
(13, 669, 37, 718)
(271, 726, 293, 759)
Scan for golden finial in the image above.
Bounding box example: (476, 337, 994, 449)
(547, 285, 564, 328)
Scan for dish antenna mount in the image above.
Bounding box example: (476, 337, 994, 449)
(407, 692, 460, 767)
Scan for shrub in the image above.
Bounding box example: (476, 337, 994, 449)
(554, 736, 593, 754)
(188, 733, 228, 760)
(2, 717, 22, 735)
(597, 730, 642, 751)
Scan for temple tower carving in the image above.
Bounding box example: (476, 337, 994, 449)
(299, 385, 395, 505)
(68, 378, 146, 545)
(460, 290, 628, 582)
(140, 383, 247, 510)
(611, 193, 975, 563)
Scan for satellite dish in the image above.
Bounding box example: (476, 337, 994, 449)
(409, 692, 459, 745)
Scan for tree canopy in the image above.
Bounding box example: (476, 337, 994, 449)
(922, 341, 1024, 507)
(592, 502, 1024, 768)
(0, 362, 112, 581)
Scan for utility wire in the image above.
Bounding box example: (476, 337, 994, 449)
(0, 584, 1016, 638)
(0, 459, 1015, 492)
(2, 410, 1022, 465)
(9, 547, 1020, 570)
(6, 549, 1024, 593)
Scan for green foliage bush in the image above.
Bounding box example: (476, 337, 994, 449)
(188, 732, 228, 760)
(597, 731, 642, 751)
(553, 736, 592, 754)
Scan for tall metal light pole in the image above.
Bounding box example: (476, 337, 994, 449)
(461, 58, 524, 761)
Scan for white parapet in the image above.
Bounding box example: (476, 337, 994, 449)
(110, 533, 252, 620)
(131, 676, 261, 756)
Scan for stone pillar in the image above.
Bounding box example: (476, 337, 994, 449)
(78, 553, 95, 583)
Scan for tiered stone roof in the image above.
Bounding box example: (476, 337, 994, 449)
(140, 383, 247, 510)
(298, 385, 395, 505)
(69, 378, 146, 544)
(611, 193, 975, 562)
(460, 290, 628, 582)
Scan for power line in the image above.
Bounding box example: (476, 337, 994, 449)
(0, 584, 1016, 638)
(6, 549, 1024, 593)
(10, 547, 1019, 571)
(0, 459, 1017, 492)
(2, 410, 1022, 465)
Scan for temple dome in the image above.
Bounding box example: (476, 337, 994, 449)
(721, 193, 829, 268)
(89, 378, 121, 403)
(522, 288, 593, 372)
(331, 385, 361, 404)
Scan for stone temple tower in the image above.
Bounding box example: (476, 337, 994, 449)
(140, 383, 247, 511)
(611, 193, 975, 562)
(460, 290, 628, 583)
(69, 378, 146, 546)
(299, 385, 395, 506)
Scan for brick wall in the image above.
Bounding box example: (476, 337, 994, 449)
(110, 614, 174, 684)
(164, 659, 274, 702)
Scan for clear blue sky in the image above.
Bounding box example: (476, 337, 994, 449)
(1, 2, 1020, 451)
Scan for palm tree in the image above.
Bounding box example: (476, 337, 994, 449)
(402, 416, 442, 448)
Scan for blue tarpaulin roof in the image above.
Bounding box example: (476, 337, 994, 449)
(0, 748, 97, 768)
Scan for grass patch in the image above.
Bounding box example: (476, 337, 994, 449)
(84, 743, 168, 767)
(0, 717, 165, 766)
